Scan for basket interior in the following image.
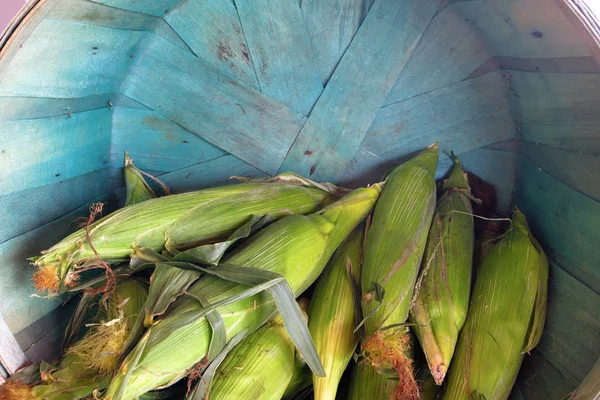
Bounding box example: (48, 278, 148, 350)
(0, 0, 599, 396)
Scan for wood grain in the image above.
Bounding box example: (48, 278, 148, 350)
(279, 0, 442, 181)
(121, 36, 306, 175)
(301, 0, 374, 85)
(0, 312, 27, 374)
(236, 0, 323, 115)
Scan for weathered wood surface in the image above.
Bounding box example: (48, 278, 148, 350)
(300, 0, 374, 85)
(121, 36, 305, 175)
(0, 312, 27, 374)
(279, 0, 443, 181)
(236, 0, 323, 116)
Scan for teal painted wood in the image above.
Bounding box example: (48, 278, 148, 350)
(384, 3, 492, 105)
(235, 0, 323, 115)
(0, 94, 146, 120)
(455, 0, 591, 59)
(515, 160, 600, 294)
(0, 195, 109, 333)
(0, 109, 113, 196)
(487, 139, 600, 202)
(0, 168, 121, 244)
(48, 0, 193, 53)
(0, 19, 142, 98)
(365, 72, 514, 160)
(157, 155, 267, 193)
(385, 0, 593, 105)
(279, 0, 442, 182)
(515, 350, 575, 399)
(536, 262, 600, 386)
(90, 0, 183, 17)
(300, 0, 373, 85)
(121, 36, 305, 175)
(164, 0, 259, 88)
(506, 71, 600, 151)
(110, 107, 226, 173)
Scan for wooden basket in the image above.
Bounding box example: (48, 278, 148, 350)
(0, 0, 599, 397)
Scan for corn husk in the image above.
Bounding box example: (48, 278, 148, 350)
(104, 185, 381, 399)
(123, 153, 158, 206)
(350, 144, 438, 400)
(32, 180, 333, 294)
(409, 154, 474, 385)
(29, 279, 148, 400)
(443, 211, 549, 400)
(282, 357, 312, 399)
(207, 314, 295, 400)
(308, 227, 364, 400)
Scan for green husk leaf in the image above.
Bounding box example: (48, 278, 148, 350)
(523, 233, 549, 353)
(62, 291, 99, 350)
(232, 171, 350, 198)
(173, 214, 275, 266)
(114, 330, 150, 400)
(186, 329, 249, 400)
(124, 152, 158, 206)
(195, 295, 227, 362)
(168, 262, 325, 377)
(144, 264, 201, 327)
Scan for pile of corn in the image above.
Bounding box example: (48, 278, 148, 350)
(1, 144, 548, 400)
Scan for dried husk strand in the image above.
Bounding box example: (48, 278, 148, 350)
(409, 153, 475, 385)
(104, 185, 381, 399)
(443, 211, 548, 400)
(349, 144, 439, 400)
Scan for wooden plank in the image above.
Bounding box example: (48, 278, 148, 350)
(0, 192, 118, 334)
(164, 0, 259, 88)
(515, 350, 575, 400)
(515, 160, 600, 294)
(0, 109, 113, 196)
(158, 155, 267, 194)
(535, 262, 600, 386)
(506, 71, 600, 152)
(235, 0, 323, 115)
(89, 0, 183, 17)
(47, 0, 192, 53)
(0, 168, 121, 244)
(300, 0, 373, 85)
(455, 0, 591, 59)
(468, 56, 600, 78)
(0, 93, 147, 121)
(365, 72, 514, 162)
(110, 107, 226, 173)
(279, 0, 442, 182)
(574, 357, 600, 400)
(0, 19, 143, 98)
(121, 36, 305, 175)
(487, 139, 600, 202)
(0, 312, 27, 374)
(15, 300, 77, 363)
(385, 0, 593, 105)
(384, 3, 492, 105)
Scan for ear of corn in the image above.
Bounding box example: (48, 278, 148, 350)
(282, 356, 312, 399)
(308, 227, 364, 400)
(104, 185, 381, 399)
(29, 279, 147, 400)
(207, 314, 295, 400)
(33, 181, 333, 294)
(124, 153, 157, 206)
(409, 154, 474, 385)
(350, 144, 438, 400)
(444, 211, 548, 400)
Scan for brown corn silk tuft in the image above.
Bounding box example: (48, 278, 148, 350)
(362, 330, 419, 400)
(32, 264, 60, 293)
(0, 381, 34, 400)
